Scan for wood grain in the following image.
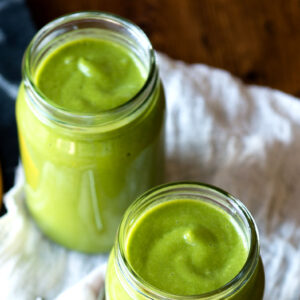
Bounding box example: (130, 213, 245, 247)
(26, 0, 300, 96)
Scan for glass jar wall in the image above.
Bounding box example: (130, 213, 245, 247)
(106, 182, 264, 299)
(16, 12, 165, 253)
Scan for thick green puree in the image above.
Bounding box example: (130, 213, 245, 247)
(36, 38, 146, 112)
(17, 24, 165, 253)
(126, 199, 248, 295)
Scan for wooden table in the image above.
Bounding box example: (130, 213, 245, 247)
(27, 0, 300, 96)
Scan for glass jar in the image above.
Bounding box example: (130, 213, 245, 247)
(16, 12, 165, 253)
(106, 182, 265, 299)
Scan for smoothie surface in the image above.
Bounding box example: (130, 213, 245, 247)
(35, 37, 147, 113)
(126, 199, 248, 295)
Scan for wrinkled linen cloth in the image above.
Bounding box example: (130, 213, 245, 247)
(1, 53, 300, 300)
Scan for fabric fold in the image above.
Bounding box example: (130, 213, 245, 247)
(1, 53, 300, 299)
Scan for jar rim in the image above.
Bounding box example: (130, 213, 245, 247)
(22, 11, 158, 130)
(116, 181, 260, 299)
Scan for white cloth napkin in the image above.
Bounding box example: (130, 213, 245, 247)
(1, 53, 300, 300)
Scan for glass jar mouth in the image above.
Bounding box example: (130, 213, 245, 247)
(22, 11, 158, 129)
(116, 182, 260, 299)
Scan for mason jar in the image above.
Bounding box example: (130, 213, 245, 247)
(106, 182, 265, 299)
(16, 12, 165, 253)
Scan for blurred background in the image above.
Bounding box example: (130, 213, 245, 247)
(27, 0, 300, 95)
(1, 0, 300, 210)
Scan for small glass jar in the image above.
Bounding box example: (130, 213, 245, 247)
(106, 182, 265, 299)
(16, 12, 165, 253)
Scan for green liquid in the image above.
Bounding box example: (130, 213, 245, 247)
(17, 36, 165, 252)
(35, 38, 146, 112)
(126, 199, 248, 295)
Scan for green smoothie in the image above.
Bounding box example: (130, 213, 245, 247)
(126, 199, 248, 295)
(16, 16, 165, 253)
(35, 38, 147, 112)
(105, 183, 264, 299)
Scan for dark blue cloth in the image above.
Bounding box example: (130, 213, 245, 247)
(0, 0, 35, 213)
